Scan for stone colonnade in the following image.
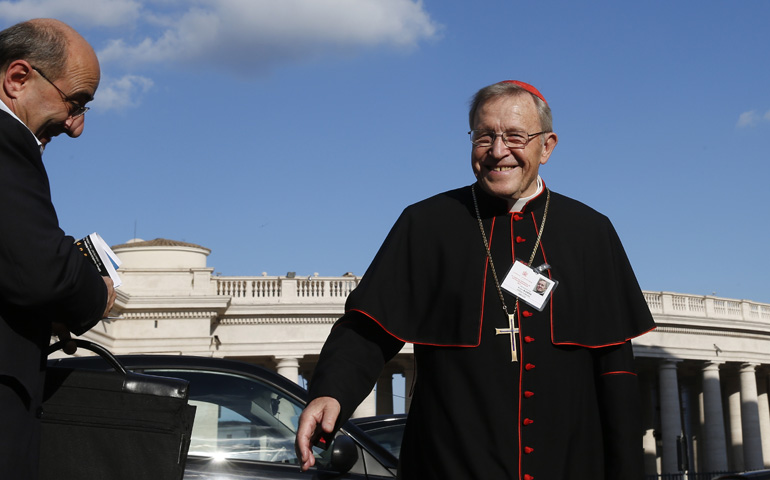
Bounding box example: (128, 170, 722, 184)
(278, 354, 415, 417)
(639, 358, 770, 475)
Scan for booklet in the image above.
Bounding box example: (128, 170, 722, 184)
(74, 233, 122, 288)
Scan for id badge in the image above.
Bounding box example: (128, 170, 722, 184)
(501, 260, 558, 311)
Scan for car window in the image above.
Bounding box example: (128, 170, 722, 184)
(358, 425, 404, 459)
(145, 369, 330, 466)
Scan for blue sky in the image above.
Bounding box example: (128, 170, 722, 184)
(3, 0, 770, 303)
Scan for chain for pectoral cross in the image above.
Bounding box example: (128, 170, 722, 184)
(472, 185, 550, 362)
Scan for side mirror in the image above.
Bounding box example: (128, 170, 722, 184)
(329, 434, 359, 473)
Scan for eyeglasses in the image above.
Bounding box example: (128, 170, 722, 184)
(31, 66, 90, 118)
(469, 130, 546, 149)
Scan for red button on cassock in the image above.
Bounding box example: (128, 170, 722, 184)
(523, 418, 534, 425)
(525, 363, 536, 370)
(513, 214, 524, 221)
(524, 475, 534, 480)
(524, 446, 534, 454)
(523, 391, 535, 398)
(516, 236, 526, 243)
(524, 336, 535, 343)
(522, 310, 533, 317)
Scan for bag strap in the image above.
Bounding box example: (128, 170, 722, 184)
(48, 339, 128, 375)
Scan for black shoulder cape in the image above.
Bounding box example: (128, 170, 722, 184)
(344, 183, 654, 347)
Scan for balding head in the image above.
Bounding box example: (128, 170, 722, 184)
(0, 18, 100, 146)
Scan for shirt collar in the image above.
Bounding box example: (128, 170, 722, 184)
(0, 100, 44, 153)
(509, 176, 544, 213)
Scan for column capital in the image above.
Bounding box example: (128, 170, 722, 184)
(274, 354, 302, 361)
(659, 359, 683, 370)
(703, 360, 726, 370)
(740, 362, 761, 372)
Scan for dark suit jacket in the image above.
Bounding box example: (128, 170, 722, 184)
(0, 109, 107, 401)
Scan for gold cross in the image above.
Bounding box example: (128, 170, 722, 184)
(496, 313, 519, 362)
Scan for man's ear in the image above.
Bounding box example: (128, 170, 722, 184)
(539, 132, 558, 165)
(3, 59, 33, 99)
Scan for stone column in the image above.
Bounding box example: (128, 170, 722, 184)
(376, 372, 394, 415)
(740, 363, 764, 470)
(639, 369, 658, 475)
(701, 362, 728, 472)
(403, 362, 415, 413)
(726, 370, 745, 472)
(275, 356, 300, 384)
(758, 371, 770, 468)
(352, 388, 376, 418)
(659, 360, 683, 474)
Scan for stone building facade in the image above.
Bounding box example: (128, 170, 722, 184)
(64, 238, 770, 477)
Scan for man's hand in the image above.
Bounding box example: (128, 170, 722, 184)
(295, 396, 341, 472)
(102, 276, 116, 318)
(50, 277, 116, 356)
(51, 322, 76, 354)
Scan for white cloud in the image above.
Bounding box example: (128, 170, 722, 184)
(737, 110, 761, 128)
(737, 110, 770, 128)
(1, 0, 440, 110)
(0, 0, 142, 27)
(96, 0, 441, 75)
(91, 75, 154, 111)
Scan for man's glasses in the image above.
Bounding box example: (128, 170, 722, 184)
(31, 66, 89, 118)
(469, 130, 546, 149)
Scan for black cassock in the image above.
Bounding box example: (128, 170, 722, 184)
(310, 182, 655, 480)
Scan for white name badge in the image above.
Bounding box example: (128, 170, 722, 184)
(501, 260, 558, 311)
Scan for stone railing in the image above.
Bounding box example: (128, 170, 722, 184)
(214, 276, 770, 322)
(215, 275, 360, 304)
(643, 291, 770, 322)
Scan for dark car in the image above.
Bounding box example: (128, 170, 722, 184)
(350, 414, 406, 459)
(715, 471, 770, 479)
(47, 354, 397, 479)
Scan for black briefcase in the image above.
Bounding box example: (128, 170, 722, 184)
(40, 340, 196, 480)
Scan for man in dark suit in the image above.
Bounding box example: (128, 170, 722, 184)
(0, 18, 116, 478)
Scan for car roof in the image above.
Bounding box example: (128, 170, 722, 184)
(48, 354, 309, 400)
(350, 414, 408, 427)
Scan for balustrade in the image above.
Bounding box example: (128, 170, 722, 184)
(644, 291, 768, 323)
(215, 277, 770, 324)
(216, 276, 358, 303)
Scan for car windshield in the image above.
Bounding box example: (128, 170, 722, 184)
(144, 369, 328, 466)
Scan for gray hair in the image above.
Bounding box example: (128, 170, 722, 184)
(468, 81, 553, 133)
(0, 20, 68, 79)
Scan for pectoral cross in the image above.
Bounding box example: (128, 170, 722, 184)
(496, 313, 519, 362)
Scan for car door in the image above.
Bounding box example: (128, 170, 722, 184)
(141, 367, 394, 480)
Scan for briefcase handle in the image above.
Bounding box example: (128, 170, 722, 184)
(48, 339, 128, 375)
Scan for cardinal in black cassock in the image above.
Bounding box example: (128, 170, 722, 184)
(297, 81, 655, 480)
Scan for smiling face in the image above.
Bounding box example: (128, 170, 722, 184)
(1, 20, 100, 148)
(31, 36, 99, 147)
(471, 93, 557, 207)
